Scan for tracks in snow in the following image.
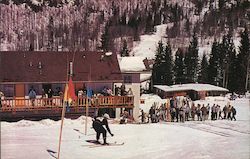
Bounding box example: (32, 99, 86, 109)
(164, 121, 249, 137)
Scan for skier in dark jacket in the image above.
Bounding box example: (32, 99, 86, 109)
(92, 114, 114, 145)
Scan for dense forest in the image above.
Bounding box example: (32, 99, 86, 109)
(0, 0, 249, 54)
(152, 27, 250, 93)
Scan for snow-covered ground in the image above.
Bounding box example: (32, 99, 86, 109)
(1, 97, 249, 159)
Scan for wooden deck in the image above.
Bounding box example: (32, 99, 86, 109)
(0, 96, 134, 121)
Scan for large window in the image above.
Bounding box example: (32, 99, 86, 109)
(124, 75, 132, 84)
(0, 85, 15, 97)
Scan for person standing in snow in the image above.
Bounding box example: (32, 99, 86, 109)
(149, 106, 156, 123)
(179, 105, 185, 122)
(223, 105, 228, 119)
(201, 104, 207, 121)
(139, 109, 145, 123)
(206, 104, 210, 120)
(185, 101, 190, 121)
(211, 104, 216, 120)
(175, 99, 180, 122)
(227, 105, 232, 120)
(92, 114, 114, 145)
(231, 106, 236, 121)
(215, 105, 220, 120)
(196, 104, 202, 121)
(218, 106, 223, 119)
(191, 103, 196, 121)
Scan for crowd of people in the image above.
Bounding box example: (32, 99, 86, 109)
(139, 97, 237, 124)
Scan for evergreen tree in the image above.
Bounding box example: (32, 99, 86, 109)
(47, 16, 54, 50)
(100, 22, 110, 52)
(227, 52, 238, 92)
(208, 41, 223, 86)
(220, 34, 236, 89)
(152, 41, 165, 85)
(198, 53, 209, 83)
(237, 27, 250, 92)
(162, 42, 174, 85)
(145, 13, 154, 33)
(120, 40, 129, 57)
(184, 34, 199, 83)
(174, 48, 185, 84)
(152, 41, 173, 85)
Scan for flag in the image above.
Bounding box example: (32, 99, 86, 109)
(64, 77, 77, 104)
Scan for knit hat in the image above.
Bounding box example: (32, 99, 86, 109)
(103, 113, 110, 119)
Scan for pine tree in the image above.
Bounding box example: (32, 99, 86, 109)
(220, 34, 236, 89)
(198, 53, 209, 83)
(152, 41, 164, 85)
(47, 16, 54, 50)
(237, 27, 250, 92)
(152, 41, 174, 85)
(120, 40, 129, 57)
(145, 13, 154, 33)
(227, 52, 238, 92)
(184, 34, 199, 83)
(162, 42, 174, 85)
(100, 22, 110, 52)
(174, 48, 185, 84)
(208, 41, 223, 86)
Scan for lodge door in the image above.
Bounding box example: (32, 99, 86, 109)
(15, 84, 25, 97)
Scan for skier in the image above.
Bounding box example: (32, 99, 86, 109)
(92, 114, 114, 145)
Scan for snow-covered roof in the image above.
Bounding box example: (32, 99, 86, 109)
(140, 73, 151, 82)
(154, 83, 229, 92)
(119, 56, 146, 72)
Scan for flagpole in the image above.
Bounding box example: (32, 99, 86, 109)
(57, 100, 66, 159)
(57, 53, 70, 159)
(85, 99, 88, 135)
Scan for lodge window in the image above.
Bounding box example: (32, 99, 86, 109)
(1, 84, 15, 97)
(124, 75, 132, 84)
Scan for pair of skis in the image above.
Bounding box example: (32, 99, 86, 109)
(83, 140, 124, 148)
(73, 129, 124, 148)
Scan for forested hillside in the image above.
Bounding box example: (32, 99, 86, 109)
(0, 0, 249, 54)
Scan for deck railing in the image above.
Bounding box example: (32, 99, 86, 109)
(0, 96, 134, 112)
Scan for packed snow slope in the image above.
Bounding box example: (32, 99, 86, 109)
(1, 97, 250, 159)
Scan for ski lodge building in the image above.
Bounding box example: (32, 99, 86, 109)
(154, 83, 229, 100)
(118, 56, 145, 121)
(0, 51, 139, 121)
